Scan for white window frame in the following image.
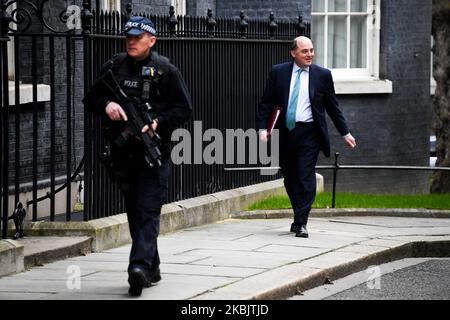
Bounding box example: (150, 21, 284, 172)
(312, 0, 392, 94)
(7, 2, 16, 80)
(7, 37, 15, 81)
(171, 0, 186, 16)
(99, 0, 121, 12)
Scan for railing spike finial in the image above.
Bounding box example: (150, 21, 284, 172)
(268, 12, 278, 39)
(126, 3, 133, 20)
(81, 0, 93, 35)
(239, 10, 248, 39)
(168, 5, 178, 37)
(206, 8, 216, 38)
(296, 11, 307, 36)
(0, 0, 12, 38)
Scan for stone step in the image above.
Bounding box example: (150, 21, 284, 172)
(18, 236, 92, 269)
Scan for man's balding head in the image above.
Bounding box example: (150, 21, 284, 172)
(291, 36, 313, 51)
(290, 36, 315, 68)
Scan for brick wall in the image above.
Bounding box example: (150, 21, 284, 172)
(317, 0, 433, 194)
(216, 0, 311, 21)
(121, 0, 171, 15)
(186, 0, 216, 16)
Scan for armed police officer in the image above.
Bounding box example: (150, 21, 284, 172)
(83, 16, 192, 297)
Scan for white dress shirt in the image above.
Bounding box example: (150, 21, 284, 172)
(288, 63, 313, 123)
(284, 63, 351, 139)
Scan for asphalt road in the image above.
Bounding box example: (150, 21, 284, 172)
(289, 258, 450, 300)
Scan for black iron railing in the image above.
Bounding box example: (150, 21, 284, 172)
(90, 4, 310, 39)
(318, 153, 450, 208)
(0, 1, 311, 238)
(225, 152, 450, 209)
(82, 5, 310, 221)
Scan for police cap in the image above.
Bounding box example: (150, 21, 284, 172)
(124, 16, 157, 36)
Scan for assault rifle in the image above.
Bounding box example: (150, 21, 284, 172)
(99, 69, 162, 168)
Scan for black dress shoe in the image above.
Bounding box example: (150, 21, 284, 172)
(290, 224, 301, 233)
(149, 267, 161, 284)
(128, 266, 151, 297)
(295, 225, 309, 238)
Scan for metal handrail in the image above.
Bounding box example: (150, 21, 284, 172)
(223, 165, 450, 171)
(26, 156, 85, 207)
(224, 152, 450, 208)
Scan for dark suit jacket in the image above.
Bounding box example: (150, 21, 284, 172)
(257, 62, 350, 158)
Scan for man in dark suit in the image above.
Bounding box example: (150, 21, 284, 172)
(257, 36, 357, 238)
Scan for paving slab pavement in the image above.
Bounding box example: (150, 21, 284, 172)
(0, 216, 449, 300)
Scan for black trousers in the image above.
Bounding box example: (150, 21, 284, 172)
(121, 156, 170, 274)
(280, 122, 320, 226)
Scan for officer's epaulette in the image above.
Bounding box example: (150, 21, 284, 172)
(148, 51, 171, 76)
(151, 51, 170, 65)
(112, 52, 127, 61)
(111, 53, 128, 66)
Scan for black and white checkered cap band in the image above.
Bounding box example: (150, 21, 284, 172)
(124, 21, 157, 35)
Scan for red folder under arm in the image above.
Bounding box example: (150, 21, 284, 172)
(267, 106, 282, 136)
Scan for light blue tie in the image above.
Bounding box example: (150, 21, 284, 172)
(286, 68, 303, 131)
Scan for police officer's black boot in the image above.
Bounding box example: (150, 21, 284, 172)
(128, 266, 151, 297)
(150, 267, 161, 283)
